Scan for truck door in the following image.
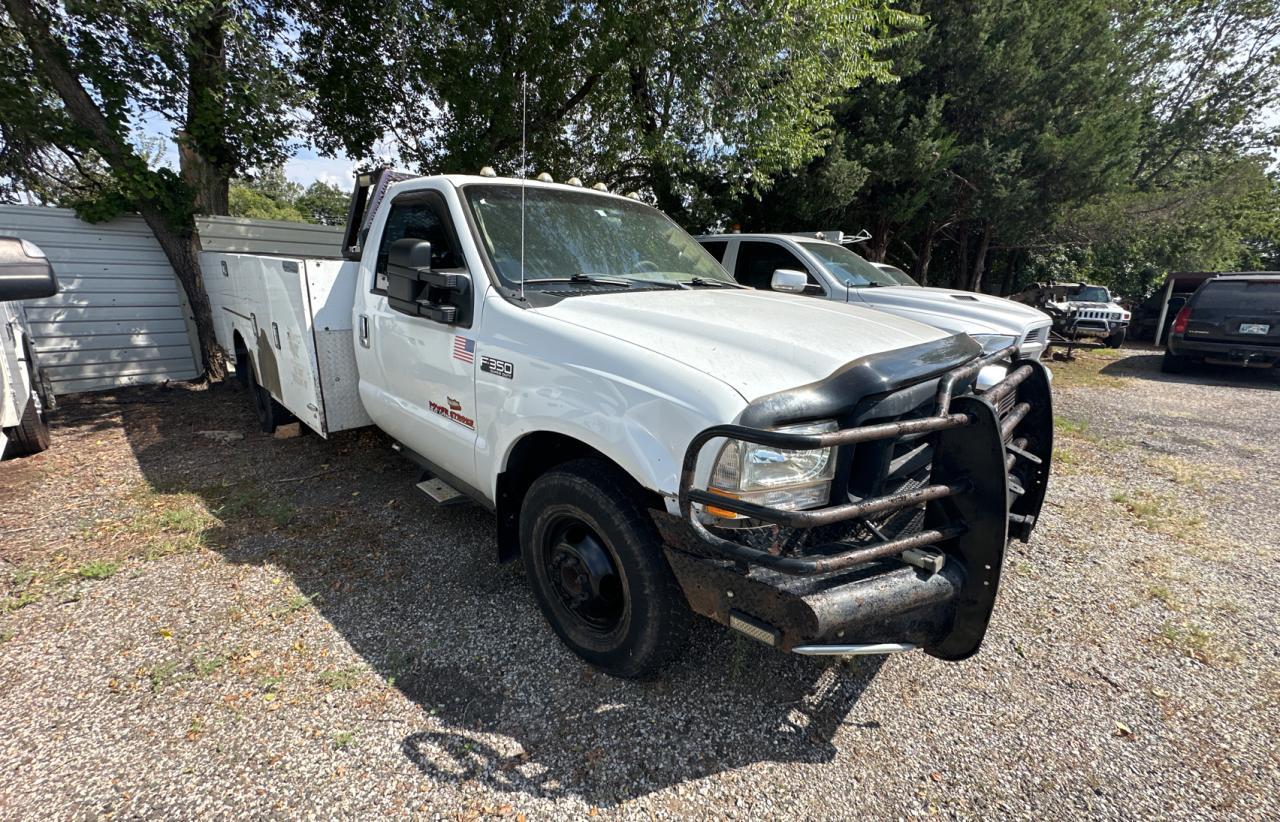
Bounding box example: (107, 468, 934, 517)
(354, 186, 479, 488)
(731, 241, 828, 297)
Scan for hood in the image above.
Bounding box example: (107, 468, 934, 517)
(532, 289, 958, 401)
(853, 286, 1050, 337)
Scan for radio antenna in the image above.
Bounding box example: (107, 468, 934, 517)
(519, 72, 527, 300)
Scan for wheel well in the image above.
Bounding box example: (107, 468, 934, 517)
(494, 432, 663, 562)
(231, 330, 252, 385)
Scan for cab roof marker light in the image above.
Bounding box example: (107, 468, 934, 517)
(536, 172, 554, 182)
(626, 191, 641, 200)
(567, 176, 583, 187)
(479, 166, 498, 178)
(592, 182, 608, 191)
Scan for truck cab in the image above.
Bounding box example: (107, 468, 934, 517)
(209, 171, 1054, 677)
(698, 233, 1053, 361)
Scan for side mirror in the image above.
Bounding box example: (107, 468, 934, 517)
(384, 238, 472, 327)
(0, 236, 58, 301)
(771, 268, 808, 294)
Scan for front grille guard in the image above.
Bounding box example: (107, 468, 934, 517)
(676, 344, 1053, 576)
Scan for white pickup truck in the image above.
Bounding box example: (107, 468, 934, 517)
(207, 170, 1053, 677)
(0, 236, 56, 459)
(697, 232, 1054, 361)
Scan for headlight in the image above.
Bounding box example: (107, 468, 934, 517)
(707, 420, 838, 517)
(970, 333, 1018, 356)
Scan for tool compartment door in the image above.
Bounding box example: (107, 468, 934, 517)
(206, 252, 325, 434)
(303, 258, 371, 433)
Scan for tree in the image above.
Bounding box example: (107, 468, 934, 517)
(294, 182, 350, 225)
(297, 0, 918, 230)
(743, 0, 1280, 294)
(228, 170, 350, 225)
(0, 0, 300, 379)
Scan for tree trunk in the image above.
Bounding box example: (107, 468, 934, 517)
(180, 0, 232, 215)
(6, 0, 226, 380)
(913, 229, 935, 286)
(868, 217, 890, 262)
(178, 132, 229, 216)
(968, 221, 992, 292)
(139, 208, 227, 380)
(953, 224, 969, 290)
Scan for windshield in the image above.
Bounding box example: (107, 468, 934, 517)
(463, 184, 735, 288)
(1070, 285, 1111, 303)
(876, 263, 920, 287)
(800, 242, 902, 287)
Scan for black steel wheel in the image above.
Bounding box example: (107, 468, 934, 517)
(544, 517, 626, 632)
(520, 458, 691, 678)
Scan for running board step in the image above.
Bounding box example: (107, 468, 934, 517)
(416, 477, 467, 506)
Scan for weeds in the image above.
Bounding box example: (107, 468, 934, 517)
(1112, 490, 1202, 536)
(270, 592, 319, 619)
(150, 660, 182, 692)
(1158, 621, 1229, 665)
(194, 654, 227, 676)
(318, 666, 362, 691)
(76, 560, 120, 580)
(333, 731, 356, 750)
(1146, 585, 1179, 611)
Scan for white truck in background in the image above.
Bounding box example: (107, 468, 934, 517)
(697, 232, 1054, 362)
(0, 236, 57, 459)
(205, 169, 1054, 677)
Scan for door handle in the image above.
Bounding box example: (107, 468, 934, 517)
(359, 314, 370, 348)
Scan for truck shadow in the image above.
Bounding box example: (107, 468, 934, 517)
(95, 380, 883, 807)
(1099, 351, 1279, 391)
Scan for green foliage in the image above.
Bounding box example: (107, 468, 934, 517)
(743, 0, 1280, 294)
(296, 0, 919, 227)
(0, 0, 300, 218)
(228, 167, 349, 224)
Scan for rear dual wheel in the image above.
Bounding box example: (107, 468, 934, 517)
(520, 459, 691, 678)
(239, 351, 294, 434)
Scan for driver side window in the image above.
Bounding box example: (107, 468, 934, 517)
(733, 242, 822, 294)
(374, 194, 463, 292)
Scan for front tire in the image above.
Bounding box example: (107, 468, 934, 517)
(1104, 328, 1126, 349)
(520, 459, 691, 678)
(4, 391, 51, 457)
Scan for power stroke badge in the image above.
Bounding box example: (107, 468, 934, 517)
(480, 355, 514, 379)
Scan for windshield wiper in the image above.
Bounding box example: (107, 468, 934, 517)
(524, 273, 633, 287)
(683, 277, 739, 288)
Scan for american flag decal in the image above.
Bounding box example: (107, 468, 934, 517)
(452, 335, 475, 364)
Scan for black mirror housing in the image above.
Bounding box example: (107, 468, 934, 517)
(385, 238, 472, 327)
(0, 236, 58, 301)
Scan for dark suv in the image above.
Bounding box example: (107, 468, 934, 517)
(1163, 273, 1280, 372)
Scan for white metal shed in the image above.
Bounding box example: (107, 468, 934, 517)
(0, 205, 342, 395)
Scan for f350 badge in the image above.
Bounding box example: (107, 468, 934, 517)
(480, 355, 514, 379)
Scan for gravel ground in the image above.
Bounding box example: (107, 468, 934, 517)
(1, 346, 1277, 819)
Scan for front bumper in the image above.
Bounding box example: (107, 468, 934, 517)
(655, 345, 1053, 660)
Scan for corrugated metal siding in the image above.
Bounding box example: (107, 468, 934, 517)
(0, 205, 201, 394)
(196, 215, 344, 258)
